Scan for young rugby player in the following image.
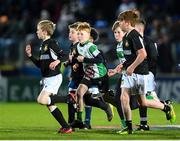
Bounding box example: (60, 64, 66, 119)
(117, 10, 176, 134)
(25, 20, 72, 134)
(108, 21, 126, 128)
(64, 22, 84, 125)
(65, 22, 113, 129)
(75, 22, 113, 123)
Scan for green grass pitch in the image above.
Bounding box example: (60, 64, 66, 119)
(0, 102, 180, 140)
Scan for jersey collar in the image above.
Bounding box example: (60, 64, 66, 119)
(80, 40, 90, 46)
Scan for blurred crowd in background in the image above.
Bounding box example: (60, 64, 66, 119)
(0, 0, 180, 77)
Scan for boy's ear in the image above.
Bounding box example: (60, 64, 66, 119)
(42, 29, 47, 34)
(44, 30, 48, 35)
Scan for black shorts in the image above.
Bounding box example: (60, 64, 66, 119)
(80, 74, 109, 93)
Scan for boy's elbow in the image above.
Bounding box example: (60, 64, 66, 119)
(138, 48, 147, 59)
(144, 52, 147, 59)
(142, 50, 147, 59)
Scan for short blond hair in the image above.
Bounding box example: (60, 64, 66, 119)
(38, 20, 56, 36)
(117, 10, 140, 27)
(77, 22, 91, 33)
(112, 21, 120, 31)
(68, 22, 82, 30)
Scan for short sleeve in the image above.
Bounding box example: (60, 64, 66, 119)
(89, 45, 100, 57)
(130, 30, 145, 51)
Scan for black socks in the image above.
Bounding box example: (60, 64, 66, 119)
(51, 108, 69, 128)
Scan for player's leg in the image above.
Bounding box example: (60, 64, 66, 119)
(138, 72, 153, 130)
(120, 88, 132, 133)
(97, 74, 115, 116)
(93, 75, 114, 121)
(84, 105, 92, 129)
(84, 92, 113, 122)
(66, 80, 78, 124)
(115, 76, 126, 128)
(67, 90, 76, 124)
(138, 73, 176, 124)
(37, 74, 67, 105)
(69, 86, 85, 129)
(48, 104, 72, 133)
(137, 90, 161, 131)
(37, 74, 63, 105)
(98, 74, 116, 107)
(129, 95, 149, 131)
(138, 106, 149, 130)
(38, 74, 72, 133)
(37, 90, 52, 105)
(102, 91, 116, 107)
(83, 86, 100, 129)
(136, 71, 159, 130)
(76, 78, 89, 122)
(139, 94, 176, 123)
(117, 73, 137, 134)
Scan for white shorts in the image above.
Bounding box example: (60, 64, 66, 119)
(121, 73, 148, 95)
(42, 74, 62, 94)
(146, 71, 156, 92)
(88, 86, 99, 95)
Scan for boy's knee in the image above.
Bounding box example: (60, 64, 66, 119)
(37, 97, 47, 105)
(77, 92, 83, 99)
(37, 97, 41, 104)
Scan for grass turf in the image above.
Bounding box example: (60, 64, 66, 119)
(0, 102, 180, 140)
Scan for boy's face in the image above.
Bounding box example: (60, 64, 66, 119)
(114, 27, 124, 42)
(69, 28, 78, 42)
(36, 25, 46, 40)
(119, 20, 128, 32)
(77, 30, 90, 44)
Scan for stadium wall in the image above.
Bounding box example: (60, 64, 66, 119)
(0, 76, 180, 102)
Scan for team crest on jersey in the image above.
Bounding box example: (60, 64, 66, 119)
(125, 40, 129, 47)
(44, 45, 48, 51)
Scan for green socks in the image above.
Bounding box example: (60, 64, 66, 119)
(77, 112, 82, 121)
(121, 119, 126, 128)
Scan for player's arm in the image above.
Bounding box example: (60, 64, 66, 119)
(49, 41, 63, 70)
(50, 40, 64, 60)
(64, 50, 76, 67)
(127, 33, 147, 75)
(25, 44, 40, 68)
(77, 54, 103, 63)
(83, 53, 103, 63)
(64, 53, 73, 67)
(49, 60, 60, 70)
(29, 56, 41, 68)
(131, 47, 147, 68)
(77, 45, 103, 63)
(146, 38, 158, 63)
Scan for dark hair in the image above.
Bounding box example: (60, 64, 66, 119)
(90, 27, 99, 42)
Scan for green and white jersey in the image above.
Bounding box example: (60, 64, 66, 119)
(77, 41, 107, 79)
(116, 41, 126, 64)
